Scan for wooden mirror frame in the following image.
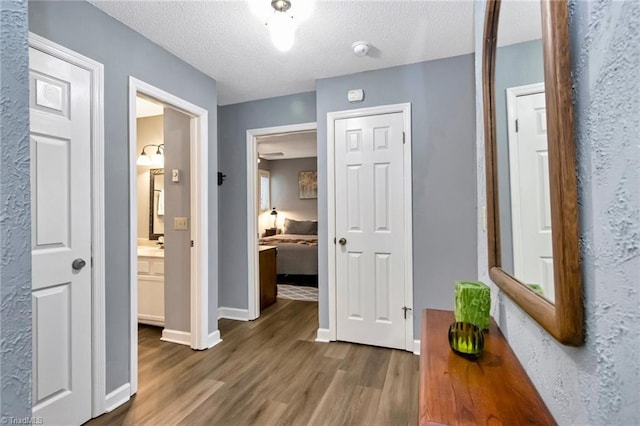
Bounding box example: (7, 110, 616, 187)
(483, 0, 584, 345)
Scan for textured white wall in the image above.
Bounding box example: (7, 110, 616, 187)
(474, 1, 640, 424)
(0, 0, 32, 418)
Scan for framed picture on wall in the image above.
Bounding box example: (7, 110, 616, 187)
(298, 171, 317, 199)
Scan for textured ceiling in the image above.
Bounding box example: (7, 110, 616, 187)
(89, 0, 476, 105)
(89, 1, 540, 106)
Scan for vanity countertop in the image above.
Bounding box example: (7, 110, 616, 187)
(419, 309, 555, 425)
(137, 246, 165, 258)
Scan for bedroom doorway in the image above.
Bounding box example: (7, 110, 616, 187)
(246, 122, 318, 320)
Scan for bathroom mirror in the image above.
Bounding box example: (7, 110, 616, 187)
(149, 168, 164, 239)
(483, 0, 583, 345)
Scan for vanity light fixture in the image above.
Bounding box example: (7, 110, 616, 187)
(137, 144, 164, 167)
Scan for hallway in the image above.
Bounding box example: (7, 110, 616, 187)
(87, 299, 418, 425)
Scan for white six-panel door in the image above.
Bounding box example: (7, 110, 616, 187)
(29, 47, 93, 425)
(509, 90, 554, 301)
(335, 112, 406, 349)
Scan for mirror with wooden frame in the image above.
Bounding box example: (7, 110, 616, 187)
(149, 168, 165, 240)
(483, 0, 583, 345)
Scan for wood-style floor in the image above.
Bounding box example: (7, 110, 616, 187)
(87, 299, 419, 426)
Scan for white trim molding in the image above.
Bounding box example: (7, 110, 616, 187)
(413, 340, 421, 356)
(326, 103, 414, 352)
(29, 32, 107, 418)
(315, 328, 331, 343)
(207, 330, 223, 349)
(245, 122, 317, 321)
(105, 383, 131, 413)
(218, 307, 251, 321)
(129, 77, 210, 395)
(161, 329, 192, 346)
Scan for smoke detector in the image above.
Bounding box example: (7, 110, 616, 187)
(352, 41, 370, 57)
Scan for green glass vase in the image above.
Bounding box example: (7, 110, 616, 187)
(448, 321, 485, 359)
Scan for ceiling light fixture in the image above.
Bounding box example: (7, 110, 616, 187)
(266, 0, 296, 52)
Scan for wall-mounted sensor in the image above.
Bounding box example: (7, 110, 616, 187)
(352, 41, 370, 57)
(348, 89, 365, 103)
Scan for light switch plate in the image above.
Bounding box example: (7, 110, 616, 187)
(172, 169, 180, 182)
(174, 217, 188, 230)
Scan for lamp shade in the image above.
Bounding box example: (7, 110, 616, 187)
(137, 152, 152, 166)
(271, 207, 278, 216)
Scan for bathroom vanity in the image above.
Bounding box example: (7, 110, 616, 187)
(137, 246, 165, 326)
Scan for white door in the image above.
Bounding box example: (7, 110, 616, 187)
(30, 47, 93, 425)
(335, 112, 406, 349)
(509, 90, 554, 301)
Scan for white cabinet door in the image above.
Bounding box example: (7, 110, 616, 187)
(30, 47, 92, 425)
(335, 112, 406, 350)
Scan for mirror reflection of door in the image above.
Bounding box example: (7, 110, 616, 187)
(150, 168, 164, 238)
(506, 85, 554, 302)
(495, 0, 554, 303)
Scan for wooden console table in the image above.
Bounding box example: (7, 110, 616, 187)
(419, 309, 555, 425)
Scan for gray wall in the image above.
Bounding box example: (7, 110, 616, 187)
(163, 109, 191, 332)
(270, 157, 318, 226)
(316, 56, 478, 338)
(495, 39, 544, 273)
(29, 1, 219, 394)
(0, 0, 31, 418)
(475, 1, 640, 424)
(136, 115, 163, 240)
(218, 92, 316, 309)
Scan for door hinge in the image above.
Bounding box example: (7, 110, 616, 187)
(333, 237, 336, 245)
(402, 132, 406, 144)
(515, 119, 519, 132)
(402, 306, 412, 319)
(190, 240, 194, 247)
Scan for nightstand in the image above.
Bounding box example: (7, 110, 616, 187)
(263, 228, 277, 237)
(258, 245, 277, 310)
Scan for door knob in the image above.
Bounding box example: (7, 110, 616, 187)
(338, 238, 347, 246)
(72, 258, 87, 271)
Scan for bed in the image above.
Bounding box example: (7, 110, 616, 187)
(258, 219, 318, 280)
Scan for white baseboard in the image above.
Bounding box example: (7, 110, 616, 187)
(160, 329, 191, 346)
(218, 307, 251, 321)
(413, 339, 421, 355)
(207, 330, 223, 349)
(104, 383, 130, 413)
(315, 328, 331, 342)
(137, 314, 164, 327)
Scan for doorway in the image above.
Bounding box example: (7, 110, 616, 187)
(326, 103, 414, 351)
(246, 123, 318, 320)
(128, 78, 212, 397)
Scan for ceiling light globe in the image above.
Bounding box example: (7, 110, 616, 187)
(268, 12, 295, 52)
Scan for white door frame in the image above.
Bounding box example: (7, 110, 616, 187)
(506, 82, 545, 278)
(28, 33, 107, 417)
(245, 122, 317, 320)
(128, 77, 210, 395)
(326, 103, 414, 351)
